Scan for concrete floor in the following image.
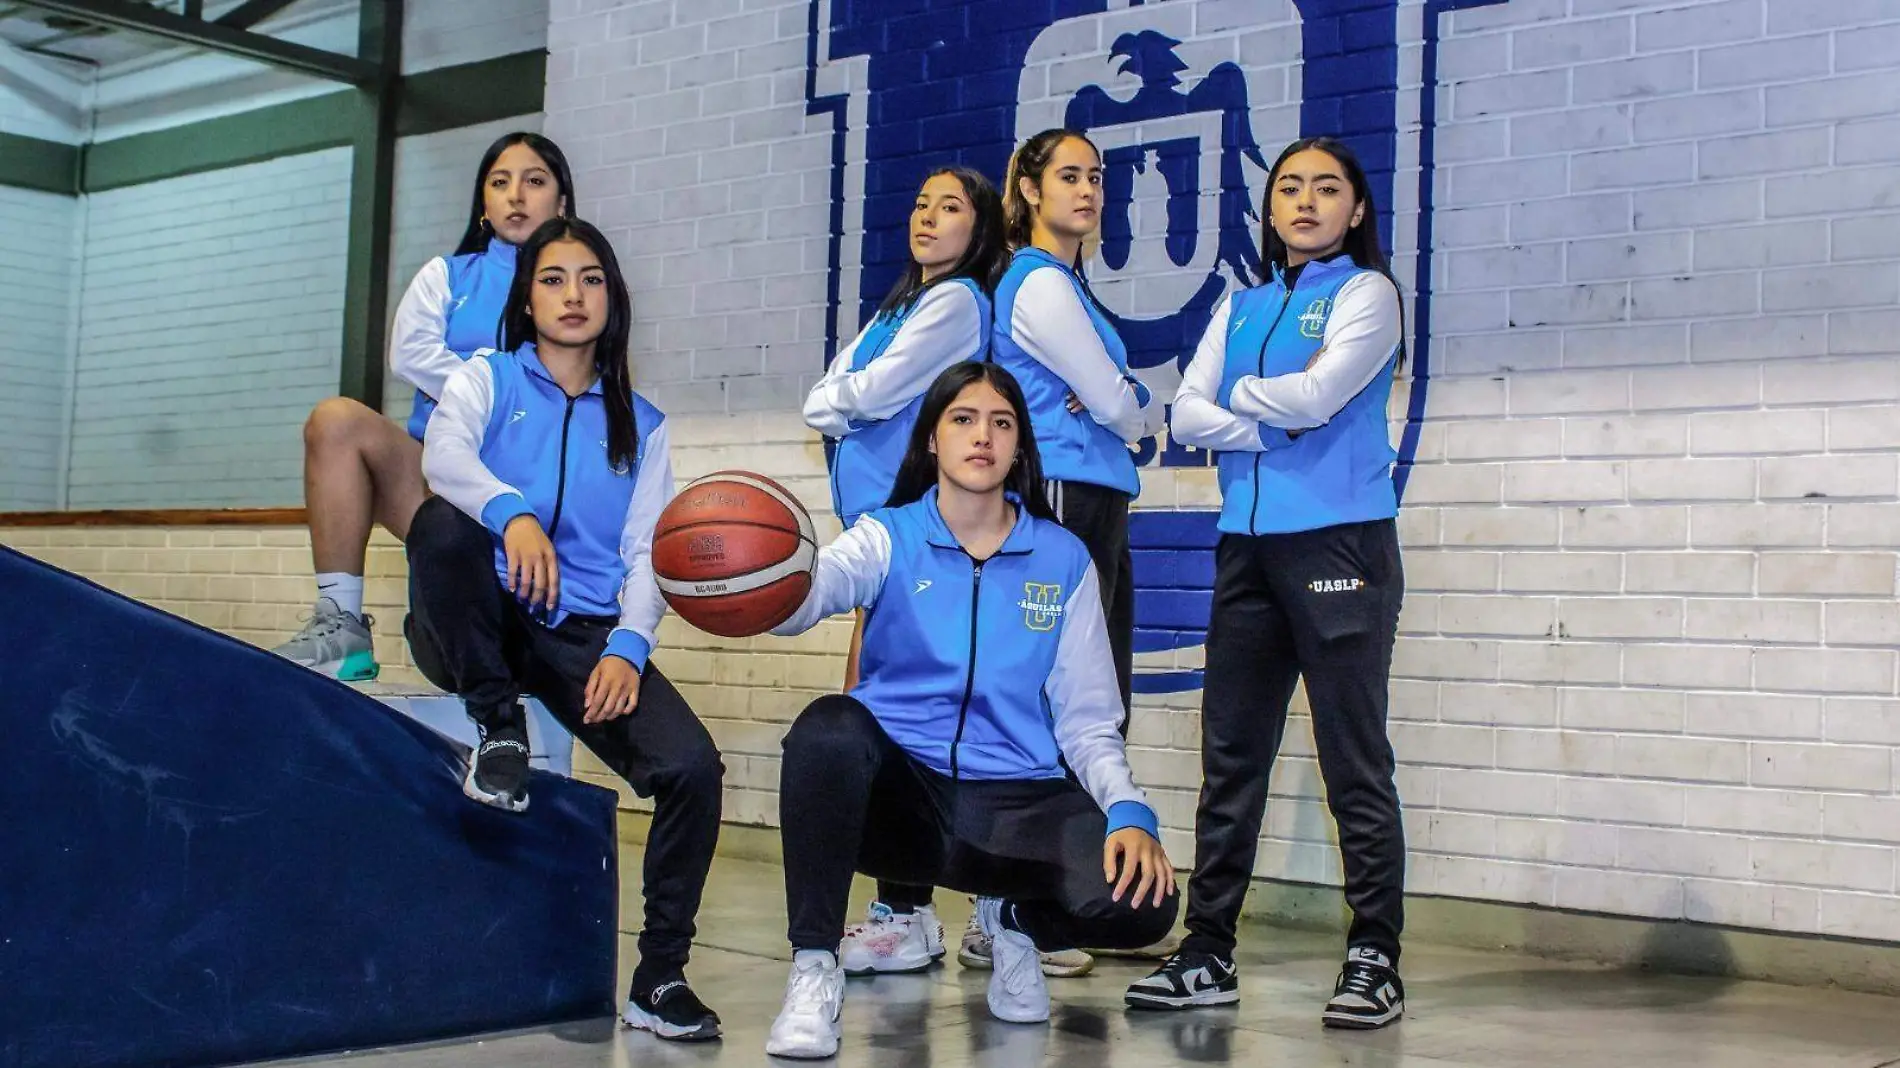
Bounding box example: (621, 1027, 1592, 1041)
(261, 853, 1900, 1068)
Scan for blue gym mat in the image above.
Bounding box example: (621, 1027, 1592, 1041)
(0, 545, 620, 1068)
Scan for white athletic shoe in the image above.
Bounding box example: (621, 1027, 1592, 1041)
(977, 898, 1049, 1024)
(839, 902, 944, 975)
(766, 950, 846, 1059)
(958, 899, 1094, 977)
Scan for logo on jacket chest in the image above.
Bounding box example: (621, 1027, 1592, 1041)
(1019, 582, 1064, 631)
(1298, 297, 1332, 340)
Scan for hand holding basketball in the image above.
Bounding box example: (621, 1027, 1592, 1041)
(653, 472, 818, 637)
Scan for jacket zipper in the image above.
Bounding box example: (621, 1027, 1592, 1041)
(1248, 287, 1297, 536)
(547, 395, 579, 537)
(947, 557, 984, 780)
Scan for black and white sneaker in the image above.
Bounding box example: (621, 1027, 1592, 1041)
(462, 712, 530, 813)
(1124, 950, 1239, 1010)
(1322, 947, 1404, 1029)
(623, 978, 722, 1042)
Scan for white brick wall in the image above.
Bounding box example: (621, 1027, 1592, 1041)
(64, 149, 353, 509)
(1400, 0, 1900, 934)
(0, 187, 79, 510)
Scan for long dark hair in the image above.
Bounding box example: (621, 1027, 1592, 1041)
(1003, 128, 1099, 253)
(1261, 136, 1405, 368)
(501, 218, 639, 474)
(885, 362, 1056, 521)
(876, 166, 1008, 318)
(453, 132, 578, 256)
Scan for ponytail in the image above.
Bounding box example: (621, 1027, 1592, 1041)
(1002, 128, 1097, 251)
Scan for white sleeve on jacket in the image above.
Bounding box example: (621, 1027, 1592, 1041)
(389, 257, 467, 401)
(1010, 267, 1161, 443)
(803, 284, 984, 437)
(420, 356, 522, 525)
(1045, 563, 1149, 813)
(770, 515, 892, 635)
(1226, 272, 1402, 428)
(609, 417, 674, 669)
(1169, 296, 1290, 451)
(803, 326, 869, 439)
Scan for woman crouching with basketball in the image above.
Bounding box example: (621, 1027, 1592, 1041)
(405, 216, 724, 1042)
(761, 361, 1178, 1060)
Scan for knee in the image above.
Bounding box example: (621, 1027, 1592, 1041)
(406, 497, 490, 561)
(671, 742, 726, 797)
(782, 695, 879, 770)
(1135, 884, 1182, 945)
(304, 396, 377, 453)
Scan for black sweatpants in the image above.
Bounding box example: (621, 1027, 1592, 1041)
(404, 496, 724, 984)
(1046, 478, 1134, 723)
(1182, 518, 1406, 963)
(782, 695, 1177, 954)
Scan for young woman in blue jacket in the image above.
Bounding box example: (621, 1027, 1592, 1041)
(762, 362, 1177, 1060)
(991, 128, 1167, 721)
(1125, 137, 1408, 1031)
(405, 217, 724, 1043)
(804, 166, 1006, 978)
(274, 133, 577, 681)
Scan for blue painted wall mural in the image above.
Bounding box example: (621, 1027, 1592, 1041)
(807, 0, 1506, 693)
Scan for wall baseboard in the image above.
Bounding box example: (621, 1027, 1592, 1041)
(619, 813, 1900, 997)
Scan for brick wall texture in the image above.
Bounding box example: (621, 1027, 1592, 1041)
(10, 0, 1900, 942)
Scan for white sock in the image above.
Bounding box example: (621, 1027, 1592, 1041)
(794, 949, 837, 970)
(315, 573, 364, 617)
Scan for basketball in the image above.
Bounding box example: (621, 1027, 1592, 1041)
(653, 471, 818, 637)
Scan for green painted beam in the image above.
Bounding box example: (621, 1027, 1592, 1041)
(398, 49, 546, 138)
(338, 0, 401, 409)
(0, 132, 81, 195)
(72, 50, 548, 194)
(82, 93, 356, 191)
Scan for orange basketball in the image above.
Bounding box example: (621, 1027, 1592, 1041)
(653, 471, 818, 638)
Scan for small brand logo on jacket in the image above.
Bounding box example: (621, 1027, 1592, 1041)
(1019, 582, 1064, 630)
(1298, 297, 1331, 339)
(1310, 577, 1364, 593)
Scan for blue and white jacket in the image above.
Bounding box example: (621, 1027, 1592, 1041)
(421, 342, 671, 670)
(773, 487, 1158, 840)
(391, 239, 519, 441)
(805, 278, 990, 527)
(990, 247, 1165, 497)
(1170, 254, 1403, 536)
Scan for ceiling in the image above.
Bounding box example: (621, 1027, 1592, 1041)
(0, 1, 312, 71)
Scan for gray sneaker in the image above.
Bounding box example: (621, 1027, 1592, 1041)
(271, 597, 379, 681)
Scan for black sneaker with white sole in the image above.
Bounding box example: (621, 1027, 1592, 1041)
(463, 712, 530, 813)
(1322, 947, 1404, 1029)
(622, 979, 722, 1041)
(1124, 949, 1239, 1010)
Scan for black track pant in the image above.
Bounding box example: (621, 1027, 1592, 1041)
(1182, 518, 1406, 963)
(1046, 478, 1134, 723)
(404, 496, 724, 985)
(784, 695, 1177, 954)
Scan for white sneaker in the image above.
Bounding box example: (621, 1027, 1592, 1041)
(766, 950, 845, 1059)
(977, 898, 1049, 1024)
(839, 902, 943, 975)
(959, 898, 1094, 977)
